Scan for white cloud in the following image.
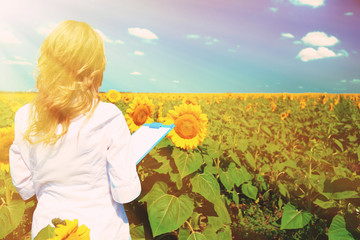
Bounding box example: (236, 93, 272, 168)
(130, 72, 142, 75)
(0, 24, 21, 44)
(173, 80, 180, 84)
(289, 0, 325, 8)
(134, 51, 144, 56)
(14, 56, 26, 60)
(205, 41, 214, 45)
(94, 29, 113, 43)
(297, 47, 346, 62)
(150, 78, 157, 82)
(36, 23, 58, 36)
(281, 33, 295, 39)
(351, 79, 360, 84)
(2, 60, 33, 66)
(269, 7, 278, 12)
(228, 49, 237, 53)
(128, 28, 158, 40)
(298, 86, 304, 89)
(301, 31, 339, 46)
(115, 40, 125, 44)
(94, 29, 124, 44)
(340, 79, 347, 83)
(186, 34, 200, 39)
(344, 12, 354, 16)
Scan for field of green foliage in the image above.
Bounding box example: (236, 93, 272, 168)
(0, 92, 359, 240)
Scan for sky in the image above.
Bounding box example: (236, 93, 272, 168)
(0, 0, 359, 93)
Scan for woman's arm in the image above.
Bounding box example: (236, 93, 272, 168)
(9, 107, 35, 200)
(106, 108, 141, 204)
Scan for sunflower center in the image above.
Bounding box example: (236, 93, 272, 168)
(133, 105, 150, 126)
(174, 114, 199, 139)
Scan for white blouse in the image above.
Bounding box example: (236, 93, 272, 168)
(9, 101, 141, 240)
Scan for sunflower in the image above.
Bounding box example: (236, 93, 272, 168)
(125, 97, 155, 133)
(270, 102, 277, 112)
(164, 103, 208, 150)
(0, 126, 14, 165)
(182, 96, 198, 105)
(106, 89, 121, 103)
(281, 110, 291, 120)
(0, 163, 9, 173)
(48, 219, 90, 240)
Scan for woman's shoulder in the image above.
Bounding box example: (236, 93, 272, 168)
(92, 101, 124, 122)
(15, 103, 32, 119)
(96, 101, 123, 115)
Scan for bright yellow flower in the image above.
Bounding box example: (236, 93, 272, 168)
(0, 163, 10, 173)
(270, 102, 277, 112)
(125, 97, 155, 133)
(246, 103, 252, 112)
(0, 126, 14, 165)
(106, 90, 121, 103)
(182, 97, 198, 105)
(164, 103, 208, 150)
(10, 101, 22, 112)
(281, 110, 290, 120)
(48, 219, 90, 240)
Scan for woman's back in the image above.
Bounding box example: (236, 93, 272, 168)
(11, 101, 141, 239)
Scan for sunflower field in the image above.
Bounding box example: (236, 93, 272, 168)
(0, 91, 360, 240)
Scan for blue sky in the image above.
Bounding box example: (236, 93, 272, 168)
(0, 0, 359, 93)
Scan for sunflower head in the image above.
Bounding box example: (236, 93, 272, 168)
(48, 219, 90, 240)
(106, 90, 121, 103)
(125, 97, 155, 133)
(164, 103, 208, 150)
(0, 126, 14, 165)
(182, 97, 198, 105)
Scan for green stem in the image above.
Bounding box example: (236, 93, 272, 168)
(5, 185, 11, 205)
(185, 220, 195, 234)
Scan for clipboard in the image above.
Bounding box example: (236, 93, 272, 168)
(131, 122, 175, 165)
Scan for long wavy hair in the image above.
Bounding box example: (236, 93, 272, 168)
(24, 20, 107, 146)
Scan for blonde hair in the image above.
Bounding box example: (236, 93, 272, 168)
(24, 20, 107, 146)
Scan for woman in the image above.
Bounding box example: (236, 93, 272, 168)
(9, 20, 141, 239)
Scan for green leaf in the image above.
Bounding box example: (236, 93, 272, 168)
(33, 224, 55, 240)
(173, 148, 203, 179)
(130, 224, 145, 240)
(244, 152, 256, 169)
(191, 172, 220, 204)
(140, 182, 168, 204)
(203, 226, 217, 240)
(187, 232, 207, 240)
(228, 150, 241, 166)
(189, 211, 201, 230)
(241, 183, 258, 200)
(333, 139, 344, 152)
(232, 190, 239, 205)
(261, 125, 272, 136)
(278, 183, 290, 198)
(280, 203, 312, 230)
(313, 199, 337, 209)
(219, 170, 234, 191)
(179, 227, 191, 240)
(207, 216, 224, 232)
(324, 191, 360, 200)
(217, 225, 232, 240)
(0, 200, 26, 239)
(147, 194, 194, 237)
(169, 172, 183, 190)
(329, 215, 354, 240)
(214, 196, 231, 224)
(237, 139, 248, 152)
